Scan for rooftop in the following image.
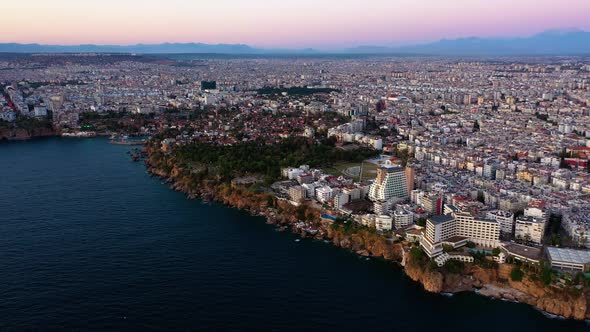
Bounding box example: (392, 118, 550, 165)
(502, 243, 542, 261)
(429, 214, 454, 224)
(547, 247, 590, 265)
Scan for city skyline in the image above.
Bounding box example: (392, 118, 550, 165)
(3, 0, 590, 49)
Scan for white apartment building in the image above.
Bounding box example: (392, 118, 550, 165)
(486, 210, 515, 235)
(393, 208, 414, 229)
(524, 202, 549, 222)
(334, 192, 350, 209)
(315, 186, 335, 203)
(515, 216, 546, 245)
(361, 214, 376, 228)
(375, 215, 393, 232)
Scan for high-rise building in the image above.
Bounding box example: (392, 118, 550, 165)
(420, 207, 501, 257)
(368, 166, 408, 202)
(405, 166, 415, 196)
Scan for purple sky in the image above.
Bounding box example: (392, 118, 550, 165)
(2, 0, 590, 48)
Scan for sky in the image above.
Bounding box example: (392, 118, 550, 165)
(2, 0, 590, 49)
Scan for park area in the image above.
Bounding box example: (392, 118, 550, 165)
(323, 160, 380, 181)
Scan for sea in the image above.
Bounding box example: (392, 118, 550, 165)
(0, 138, 588, 331)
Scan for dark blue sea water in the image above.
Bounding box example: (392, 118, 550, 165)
(0, 138, 588, 331)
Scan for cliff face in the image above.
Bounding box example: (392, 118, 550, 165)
(145, 145, 590, 321)
(326, 227, 400, 261)
(0, 127, 55, 140)
(507, 277, 588, 320)
(441, 264, 589, 320)
(404, 256, 444, 293)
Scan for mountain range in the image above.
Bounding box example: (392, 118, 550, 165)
(1, 29, 590, 55)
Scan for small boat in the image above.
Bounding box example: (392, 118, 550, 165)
(294, 239, 301, 242)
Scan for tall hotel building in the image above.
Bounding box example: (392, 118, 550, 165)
(368, 166, 408, 202)
(420, 206, 501, 257)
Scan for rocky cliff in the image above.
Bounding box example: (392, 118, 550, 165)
(0, 127, 56, 140)
(145, 145, 590, 321)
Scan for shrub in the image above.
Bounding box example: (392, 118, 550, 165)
(410, 247, 425, 261)
(511, 267, 524, 281)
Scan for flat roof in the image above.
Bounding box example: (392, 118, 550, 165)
(444, 236, 468, 244)
(547, 247, 590, 265)
(429, 214, 454, 224)
(502, 243, 542, 261)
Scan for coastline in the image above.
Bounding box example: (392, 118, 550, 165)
(144, 145, 590, 321)
(0, 127, 56, 141)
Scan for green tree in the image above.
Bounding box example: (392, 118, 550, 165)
(511, 267, 524, 281)
(416, 217, 426, 227)
(540, 262, 553, 285)
(410, 247, 424, 261)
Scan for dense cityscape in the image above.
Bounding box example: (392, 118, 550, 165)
(2, 52, 590, 321)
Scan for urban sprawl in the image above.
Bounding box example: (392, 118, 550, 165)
(3, 53, 590, 276)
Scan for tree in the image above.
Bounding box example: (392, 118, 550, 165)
(416, 217, 426, 227)
(466, 241, 476, 249)
(540, 262, 553, 285)
(473, 120, 480, 132)
(550, 234, 561, 246)
(410, 247, 425, 261)
(492, 248, 501, 256)
(511, 267, 524, 281)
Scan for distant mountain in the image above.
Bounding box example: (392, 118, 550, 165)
(348, 29, 590, 55)
(397, 29, 590, 55)
(1, 29, 590, 55)
(0, 42, 262, 54)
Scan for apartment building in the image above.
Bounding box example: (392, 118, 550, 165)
(375, 215, 393, 232)
(515, 216, 546, 245)
(486, 210, 515, 235)
(393, 207, 414, 229)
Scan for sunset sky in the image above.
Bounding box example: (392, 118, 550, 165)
(3, 0, 590, 48)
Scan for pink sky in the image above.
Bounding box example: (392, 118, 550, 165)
(3, 0, 590, 48)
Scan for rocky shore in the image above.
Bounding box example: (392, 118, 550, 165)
(145, 147, 590, 321)
(0, 127, 56, 141)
